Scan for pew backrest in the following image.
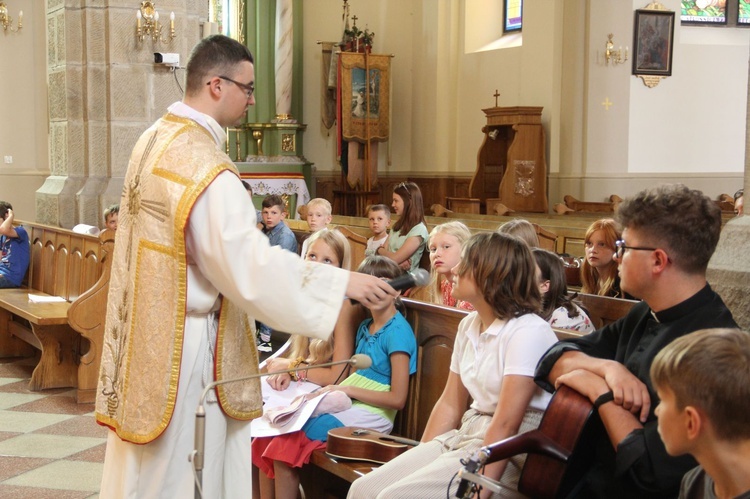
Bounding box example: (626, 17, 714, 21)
(574, 292, 639, 329)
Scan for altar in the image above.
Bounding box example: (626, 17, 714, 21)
(236, 161, 312, 219)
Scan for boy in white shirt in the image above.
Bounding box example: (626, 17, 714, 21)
(365, 204, 391, 257)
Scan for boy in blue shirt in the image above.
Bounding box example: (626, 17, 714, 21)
(0, 201, 30, 288)
(261, 194, 297, 253)
(257, 194, 298, 351)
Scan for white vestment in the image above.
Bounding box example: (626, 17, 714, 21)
(99, 103, 348, 499)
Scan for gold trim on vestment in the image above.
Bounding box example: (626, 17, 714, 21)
(95, 113, 262, 443)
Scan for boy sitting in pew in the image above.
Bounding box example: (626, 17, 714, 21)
(300, 198, 333, 259)
(651, 328, 750, 499)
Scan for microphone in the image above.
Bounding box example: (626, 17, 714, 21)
(191, 354, 372, 498)
(386, 268, 430, 292)
(456, 448, 490, 498)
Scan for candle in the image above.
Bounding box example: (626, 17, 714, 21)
(136, 9, 141, 28)
(18, 10, 22, 26)
(154, 11, 159, 22)
(170, 11, 174, 30)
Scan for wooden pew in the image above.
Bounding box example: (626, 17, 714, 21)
(0, 222, 107, 402)
(298, 299, 600, 498)
(67, 229, 115, 403)
(299, 299, 469, 497)
(574, 293, 639, 329)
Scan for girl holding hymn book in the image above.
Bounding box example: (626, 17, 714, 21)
(348, 232, 557, 499)
(253, 256, 417, 499)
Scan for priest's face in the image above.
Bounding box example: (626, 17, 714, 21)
(221, 61, 256, 127)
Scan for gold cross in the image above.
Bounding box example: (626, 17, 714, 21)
(602, 98, 613, 111)
(494, 89, 501, 107)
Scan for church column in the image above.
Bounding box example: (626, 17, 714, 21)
(38, 2, 206, 228)
(707, 56, 750, 330)
(37, 1, 89, 227)
(274, 0, 294, 120)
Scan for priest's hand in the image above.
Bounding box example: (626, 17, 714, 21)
(346, 272, 398, 309)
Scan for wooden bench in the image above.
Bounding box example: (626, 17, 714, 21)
(297, 293, 636, 497)
(0, 222, 111, 402)
(299, 298, 469, 497)
(574, 293, 639, 329)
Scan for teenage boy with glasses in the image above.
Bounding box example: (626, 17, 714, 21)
(535, 183, 737, 499)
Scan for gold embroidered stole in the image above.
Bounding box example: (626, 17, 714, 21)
(95, 114, 261, 444)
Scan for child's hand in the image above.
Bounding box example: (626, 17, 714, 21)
(266, 357, 292, 373)
(267, 373, 292, 391)
(5, 209, 13, 222)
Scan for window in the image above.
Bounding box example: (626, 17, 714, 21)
(504, 0, 523, 33)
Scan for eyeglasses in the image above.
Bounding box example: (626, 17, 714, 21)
(207, 76, 255, 99)
(614, 239, 659, 259)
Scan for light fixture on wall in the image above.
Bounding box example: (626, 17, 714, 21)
(136, 1, 175, 43)
(605, 34, 628, 66)
(0, 2, 22, 32)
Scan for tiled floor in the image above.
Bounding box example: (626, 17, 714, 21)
(0, 331, 288, 498)
(0, 356, 104, 499)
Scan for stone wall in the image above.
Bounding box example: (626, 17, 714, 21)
(37, 0, 206, 227)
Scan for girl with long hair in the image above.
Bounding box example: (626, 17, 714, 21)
(580, 218, 622, 297)
(376, 181, 428, 272)
(533, 248, 594, 333)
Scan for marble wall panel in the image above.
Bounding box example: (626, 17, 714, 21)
(85, 7, 107, 65)
(87, 121, 110, 176)
(67, 120, 86, 176)
(64, 8, 84, 65)
(48, 70, 67, 121)
(56, 11, 66, 65)
(47, 15, 58, 67)
(111, 123, 150, 176)
(111, 67, 150, 121)
(66, 66, 84, 122)
(87, 66, 109, 121)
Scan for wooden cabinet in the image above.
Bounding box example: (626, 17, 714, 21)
(470, 106, 548, 213)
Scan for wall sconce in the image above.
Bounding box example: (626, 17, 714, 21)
(605, 34, 628, 66)
(136, 1, 175, 43)
(0, 2, 22, 32)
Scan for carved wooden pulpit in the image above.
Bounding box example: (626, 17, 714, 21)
(470, 106, 548, 213)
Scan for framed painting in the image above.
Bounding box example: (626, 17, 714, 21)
(340, 52, 391, 142)
(632, 8, 675, 77)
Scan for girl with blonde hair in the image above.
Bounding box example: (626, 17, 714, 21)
(422, 221, 473, 310)
(264, 228, 355, 390)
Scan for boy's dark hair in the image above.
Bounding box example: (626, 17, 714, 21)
(103, 204, 119, 221)
(615, 184, 721, 274)
(651, 328, 750, 440)
(0, 201, 13, 220)
(185, 34, 254, 97)
(262, 194, 286, 212)
(367, 204, 391, 219)
(241, 180, 252, 194)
